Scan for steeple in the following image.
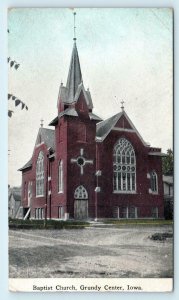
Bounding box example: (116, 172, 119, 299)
(66, 42, 82, 103)
(65, 12, 82, 103)
(57, 12, 94, 112)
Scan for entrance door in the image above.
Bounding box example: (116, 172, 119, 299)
(74, 200, 88, 219)
(74, 185, 88, 220)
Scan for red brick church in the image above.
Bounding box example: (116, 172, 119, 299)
(19, 28, 164, 220)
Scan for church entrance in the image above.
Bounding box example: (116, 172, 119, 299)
(74, 200, 88, 219)
(74, 185, 88, 219)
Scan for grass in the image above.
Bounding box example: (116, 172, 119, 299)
(9, 218, 173, 229)
(102, 219, 173, 226)
(9, 218, 90, 229)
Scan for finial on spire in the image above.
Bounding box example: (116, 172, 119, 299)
(121, 100, 125, 111)
(73, 12, 77, 42)
(40, 119, 44, 127)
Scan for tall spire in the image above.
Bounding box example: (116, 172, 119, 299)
(66, 12, 82, 103)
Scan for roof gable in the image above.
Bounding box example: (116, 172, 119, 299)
(35, 128, 55, 150)
(96, 111, 148, 146)
(74, 83, 93, 110)
(19, 128, 55, 172)
(96, 112, 122, 141)
(115, 114, 133, 129)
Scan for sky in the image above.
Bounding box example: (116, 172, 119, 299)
(8, 8, 173, 187)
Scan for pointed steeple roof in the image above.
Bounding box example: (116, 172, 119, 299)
(57, 13, 94, 111)
(66, 42, 82, 103)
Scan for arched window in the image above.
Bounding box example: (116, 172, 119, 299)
(150, 171, 158, 192)
(36, 151, 44, 196)
(58, 160, 63, 193)
(28, 181, 33, 207)
(113, 138, 136, 192)
(74, 185, 88, 199)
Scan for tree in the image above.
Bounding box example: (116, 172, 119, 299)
(8, 31, 28, 117)
(162, 149, 173, 175)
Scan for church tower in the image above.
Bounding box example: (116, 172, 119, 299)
(49, 13, 102, 219)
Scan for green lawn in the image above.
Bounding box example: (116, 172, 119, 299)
(9, 218, 173, 229)
(103, 219, 173, 226)
(9, 218, 90, 229)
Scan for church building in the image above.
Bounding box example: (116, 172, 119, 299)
(19, 21, 164, 220)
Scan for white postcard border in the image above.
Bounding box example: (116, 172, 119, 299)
(9, 278, 173, 293)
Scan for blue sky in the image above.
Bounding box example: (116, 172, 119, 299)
(8, 8, 173, 186)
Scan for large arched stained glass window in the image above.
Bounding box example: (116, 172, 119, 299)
(113, 138, 136, 192)
(36, 151, 44, 196)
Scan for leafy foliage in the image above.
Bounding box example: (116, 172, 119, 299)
(7, 57, 20, 70)
(8, 29, 28, 117)
(8, 94, 28, 115)
(162, 149, 173, 175)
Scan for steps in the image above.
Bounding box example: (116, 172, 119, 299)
(88, 221, 114, 228)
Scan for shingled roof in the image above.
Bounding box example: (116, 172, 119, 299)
(96, 110, 148, 146)
(19, 128, 55, 171)
(35, 127, 55, 150)
(8, 187, 21, 201)
(96, 112, 123, 141)
(18, 158, 32, 171)
(57, 42, 93, 110)
(66, 42, 82, 104)
(49, 108, 102, 126)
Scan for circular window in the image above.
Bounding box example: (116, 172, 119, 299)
(77, 156, 85, 166)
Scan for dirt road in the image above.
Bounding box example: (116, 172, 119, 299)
(9, 225, 173, 278)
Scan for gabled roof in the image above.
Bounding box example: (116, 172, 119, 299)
(19, 128, 55, 171)
(59, 107, 78, 118)
(96, 112, 123, 141)
(58, 83, 93, 110)
(49, 108, 102, 126)
(18, 158, 32, 171)
(86, 89, 93, 110)
(74, 82, 93, 109)
(8, 187, 21, 201)
(96, 110, 148, 146)
(89, 112, 102, 121)
(35, 127, 55, 150)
